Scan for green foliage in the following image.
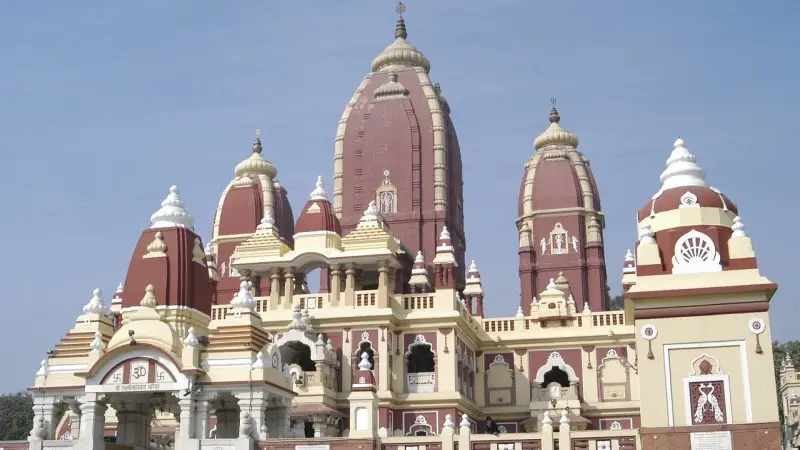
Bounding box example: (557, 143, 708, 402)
(0, 392, 33, 440)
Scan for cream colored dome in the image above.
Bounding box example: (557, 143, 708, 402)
(234, 137, 278, 178)
(371, 18, 431, 73)
(533, 107, 579, 150)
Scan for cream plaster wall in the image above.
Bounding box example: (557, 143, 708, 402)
(636, 310, 778, 428)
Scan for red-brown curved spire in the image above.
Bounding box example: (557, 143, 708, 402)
(211, 133, 295, 301)
(122, 186, 213, 315)
(517, 106, 608, 313)
(333, 12, 466, 288)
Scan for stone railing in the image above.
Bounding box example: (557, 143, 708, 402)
(377, 421, 640, 450)
(407, 372, 436, 393)
(402, 293, 436, 310)
(482, 311, 629, 337)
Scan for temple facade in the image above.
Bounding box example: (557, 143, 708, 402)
(14, 6, 784, 450)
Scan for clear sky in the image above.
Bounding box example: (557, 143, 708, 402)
(0, 1, 798, 391)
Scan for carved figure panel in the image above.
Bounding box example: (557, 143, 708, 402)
(689, 380, 727, 425)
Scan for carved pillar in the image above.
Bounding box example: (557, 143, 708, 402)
(234, 392, 268, 440)
(330, 265, 342, 306)
(476, 294, 484, 317)
(177, 397, 195, 441)
(270, 268, 281, 310)
(345, 264, 356, 306)
(378, 262, 390, 308)
(77, 395, 106, 450)
(31, 396, 59, 440)
(284, 269, 295, 307)
(194, 399, 212, 439)
(465, 295, 473, 314)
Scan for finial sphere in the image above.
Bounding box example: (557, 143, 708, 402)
(395, 2, 406, 15)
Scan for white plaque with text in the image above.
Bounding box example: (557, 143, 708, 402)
(690, 430, 732, 450)
(296, 446, 330, 450)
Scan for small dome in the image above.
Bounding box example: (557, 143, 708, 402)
(371, 16, 431, 73)
(294, 177, 342, 235)
(638, 138, 737, 221)
(234, 136, 277, 179)
(533, 107, 579, 150)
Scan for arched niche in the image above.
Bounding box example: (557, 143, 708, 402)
(405, 334, 436, 373)
(406, 415, 435, 436)
(278, 340, 316, 372)
(353, 331, 375, 370)
(533, 351, 579, 386)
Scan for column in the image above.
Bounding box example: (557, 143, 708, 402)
(31, 395, 59, 440)
(77, 395, 107, 450)
(344, 264, 356, 306)
(270, 269, 281, 310)
(476, 294, 484, 317)
(274, 398, 291, 438)
(377, 261, 390, 308)
(177, 397, 195, 441)
(284, 270, 295, 307)
(330, 265, 341, 306)
(67, 399, 82, 439)
(194, 399, 212, 440)
(234, 392, 269, 440)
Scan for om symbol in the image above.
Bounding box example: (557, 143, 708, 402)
(132, 366, 147, 380)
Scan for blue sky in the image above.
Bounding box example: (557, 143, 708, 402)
(0, 1, 797, 391)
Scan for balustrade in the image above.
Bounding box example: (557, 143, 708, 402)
(407, 372, 436, 393)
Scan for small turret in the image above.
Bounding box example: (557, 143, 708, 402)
(408, 251, 430, 292)
(462, 260, 484, 316)
(432, 227, 457, 289)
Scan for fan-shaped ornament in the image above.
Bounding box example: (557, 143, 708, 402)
(671, 229, 722, 274)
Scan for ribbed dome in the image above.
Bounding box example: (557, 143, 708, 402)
(533, 107, 579, 150)
(234, 137, 277, 178)
(371, 17, 431, 73)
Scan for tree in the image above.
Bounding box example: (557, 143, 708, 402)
(0, 392, 33, 440)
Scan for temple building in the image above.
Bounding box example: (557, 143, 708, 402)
(16, 6, 784, 450)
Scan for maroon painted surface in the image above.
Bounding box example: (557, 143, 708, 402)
(516, 154, 608, 312)
(295, 199, 342, 234)
(339, 69, 466, 287)
(122, 227, 213, 315)
(638, 185, 738, 221)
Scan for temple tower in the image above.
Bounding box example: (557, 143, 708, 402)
(517, 105, 607, 313)
(629, 138, 780, 447)
(333, 4, 466, 287)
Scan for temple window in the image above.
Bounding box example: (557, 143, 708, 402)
(281, 341, 316, 372)
(406, 334, 436, 393)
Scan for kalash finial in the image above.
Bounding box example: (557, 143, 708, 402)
(395, 3, 408, 39)
(549, 97, 560, 124)
(253, 128, 263, 154)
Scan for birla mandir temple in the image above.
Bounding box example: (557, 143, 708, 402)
(13, 6, 791, 450)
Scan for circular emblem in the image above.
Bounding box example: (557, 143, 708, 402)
(272, 353, 279, 368)
(641, 324, 658, 341)
(748, 318, 766, 335)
